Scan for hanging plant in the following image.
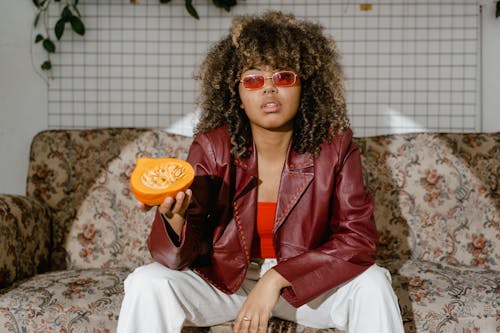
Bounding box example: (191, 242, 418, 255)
(157, 0, 238, 19)
(31, 0, 239, 76)
(32, 0, 85, 73)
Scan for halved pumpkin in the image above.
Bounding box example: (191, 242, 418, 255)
(130, 158, 194, 206)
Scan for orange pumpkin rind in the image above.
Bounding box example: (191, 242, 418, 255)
(130, 157, 195, 206)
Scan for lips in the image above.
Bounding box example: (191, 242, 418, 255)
(261, 100, 281, 112)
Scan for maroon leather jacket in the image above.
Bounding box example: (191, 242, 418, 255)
(148, 126, 377, 307)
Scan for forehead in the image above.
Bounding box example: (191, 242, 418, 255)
(242, 65, 276, 73)
(238, 51, 299, 74)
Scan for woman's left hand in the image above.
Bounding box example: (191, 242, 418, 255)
(233, 269, 290, 333)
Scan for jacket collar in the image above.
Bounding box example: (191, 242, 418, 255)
(275, 145, 314, 230)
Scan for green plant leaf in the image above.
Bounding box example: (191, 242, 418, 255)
(73, 5, 82, 17)
(32, 0, 40, 8)
(185, 0, 199, 19)
(496, 1, 500, 18)
(61, 6, 73, 21)
(34, 12, 41, 27)
(41, 60, 52, 71)
(43, 39, 56, 53)
(55, 19, 66, 40)
(212, 0, 237, 12)
(35, 34, 44, 43)
(74, 0, 79, 6)
(70, 16, 85, 35)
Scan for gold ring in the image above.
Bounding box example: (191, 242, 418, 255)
(243, 316, 251, 321)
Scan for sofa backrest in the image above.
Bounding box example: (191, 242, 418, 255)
(27, 129, 193, 270)
(354, 132, 499, 270)
(27, 129, 498, 271)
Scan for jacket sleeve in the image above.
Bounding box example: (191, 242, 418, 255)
(147, 133, 220, 270)
(273, 130, 378, 307)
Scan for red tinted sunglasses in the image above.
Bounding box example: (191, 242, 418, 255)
(240, 71, 298, 90)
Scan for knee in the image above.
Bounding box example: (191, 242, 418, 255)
(124, 262, 177, 292)
(353, 265, 395, 299)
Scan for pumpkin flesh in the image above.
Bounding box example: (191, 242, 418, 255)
(130, 158, 194, 206)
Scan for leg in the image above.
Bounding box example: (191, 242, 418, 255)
(117, 262, 247, 333)
(273, 264, 404, 333)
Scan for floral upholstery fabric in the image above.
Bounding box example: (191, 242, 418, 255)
(0, 268, 127, 333)
(26, 129, 192, 271)
(0, 129, 498, 333)
(354, 133, 499, 270)
(0, 195, 51, 289)
(388, 259, 498, 333)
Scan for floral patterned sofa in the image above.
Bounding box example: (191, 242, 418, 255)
(0, 128, 498, 333)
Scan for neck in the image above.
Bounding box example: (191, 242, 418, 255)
(251, 127, 292, 158)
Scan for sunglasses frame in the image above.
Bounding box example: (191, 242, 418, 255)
(240, 70, 298, 90)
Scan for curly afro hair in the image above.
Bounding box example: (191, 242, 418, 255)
(194, 11, 349, 159)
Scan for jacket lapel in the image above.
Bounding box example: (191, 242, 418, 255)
(232, 150, 258, 261)
(274, 148, 314, 231)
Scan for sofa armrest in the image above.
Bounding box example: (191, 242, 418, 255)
(0, 194, 51, 290)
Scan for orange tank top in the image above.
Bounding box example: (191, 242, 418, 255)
(251, 202, 277, 258)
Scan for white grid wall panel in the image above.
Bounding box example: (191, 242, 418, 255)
(47, 0, 480, 136)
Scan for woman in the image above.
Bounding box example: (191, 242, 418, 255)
(118, 11, 404, 333)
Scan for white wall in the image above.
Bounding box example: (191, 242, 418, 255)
(1, 0, 499, 195)
(0, 0, 47, 195)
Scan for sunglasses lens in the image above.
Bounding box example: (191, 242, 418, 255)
(242, 75, 265, 89)
(273, 71, 296, 86)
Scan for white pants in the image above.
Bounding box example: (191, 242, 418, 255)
(117, 260, 404, 333)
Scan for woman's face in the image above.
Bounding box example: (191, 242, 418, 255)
(238, 66, 301, 133)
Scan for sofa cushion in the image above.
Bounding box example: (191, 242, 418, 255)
(27, 129, 193, 271)
(0, 195, 51, 289)
(0, 267, 127, 332)
(381, 259, 499, 333)
(355, 133, 499, 269)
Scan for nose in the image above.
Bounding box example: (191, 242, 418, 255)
(262, 76, 277, 95)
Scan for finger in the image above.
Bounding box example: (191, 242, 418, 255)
(178, 189, 192, 214)
(232, 318, 241, 333)
(184, 188, 192, 205)
(239, 316, 252, 333)
(158, 196, 175, 218)
(171, 191, 186, 214)
(249, 316, 260, 333)
(137, 202, 152, 211)
(233, 316, 243, 333)
(258, 313, 269, 333)
(233, 312, 249, 333)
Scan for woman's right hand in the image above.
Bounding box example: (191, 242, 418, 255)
(159, 189, 193, 219)
(138, 189, 192, 236)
